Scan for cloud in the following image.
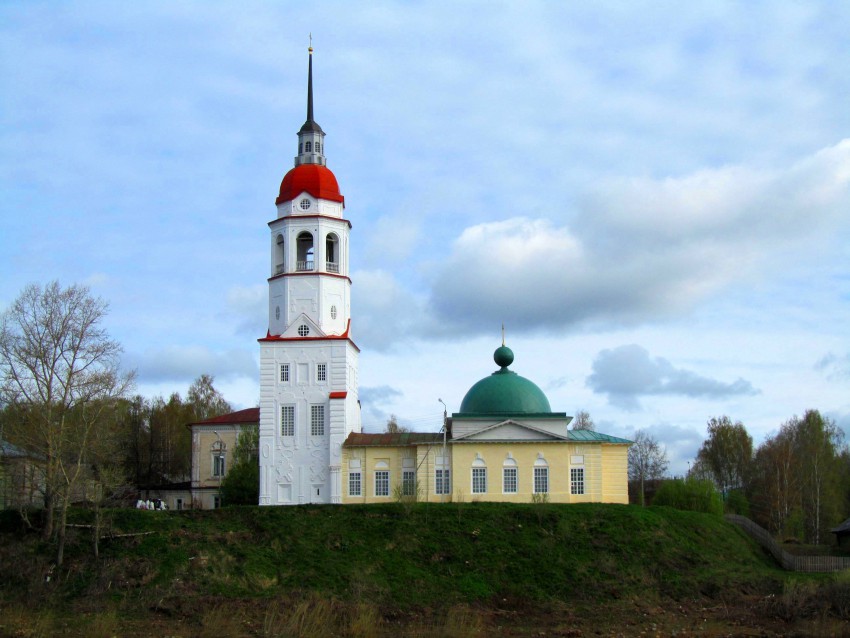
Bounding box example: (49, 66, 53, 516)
(587, 344, 758, 410)
(426, 140, 850, 338)
(124, 345, 257, 384)
(225, 284, 266, 337)
(815, 352, 850, 381)
(350, 269, 431, 350)
(359, 385, 404, 432)
(633, 422, 705, 477)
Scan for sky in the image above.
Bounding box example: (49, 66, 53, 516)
(2, 1, 849, 475)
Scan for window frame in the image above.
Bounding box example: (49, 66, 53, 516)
(533, 466, 549, 494)
(402, 470, 416, 496)
(348, 471, 362, 497)
(310, 404, 325, 436)
(317, 363, 327, 382)
(472, 467, 487, 494)
(571, 467, 585, 495)
(503, 466, 518, 494)
(280, 405, 295, 437)
(212, 452, 226, 478)
(435, 468, 451, 495)
(374, 470, 390, 497)
(280, 363, 290, 383)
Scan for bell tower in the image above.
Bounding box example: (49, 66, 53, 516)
(258, 45, 361, 505)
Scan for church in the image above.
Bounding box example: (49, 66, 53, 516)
(252, 47, 630, 507)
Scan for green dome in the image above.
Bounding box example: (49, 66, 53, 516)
(458, 346, 552, 415)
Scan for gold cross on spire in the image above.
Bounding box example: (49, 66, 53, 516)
(501, 323, 505, 346)
(309, 33, 313, 53)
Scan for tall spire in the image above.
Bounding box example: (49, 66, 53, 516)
(295, 39, 327, 167)
(306, 37, 314, 124)
(299, 40, 323, 135)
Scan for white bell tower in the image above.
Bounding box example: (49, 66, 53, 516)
(258, 46, 361, 505)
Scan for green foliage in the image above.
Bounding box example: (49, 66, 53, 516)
(725, 489, 750, 516)
(653, 478, 723, 516)
(696, 416, 753, 494)
(220, 426, 259, 506)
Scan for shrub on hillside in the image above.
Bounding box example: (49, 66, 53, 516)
(653, 478, 723, 516)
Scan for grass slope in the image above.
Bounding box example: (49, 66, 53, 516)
(2, 502, 779, 610)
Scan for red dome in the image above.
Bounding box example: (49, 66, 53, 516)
(276, 164, 344, 206)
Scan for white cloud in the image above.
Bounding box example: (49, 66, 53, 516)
(124, 345, 257, 384)
(425, 140, 850, 338)
(588, 344, 758, 411)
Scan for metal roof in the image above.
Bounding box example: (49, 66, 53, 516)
(343, 432, 444, 447)
(568, 430, 632, 444)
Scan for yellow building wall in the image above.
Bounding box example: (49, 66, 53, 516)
(600, 444, 630, 504)
(195, 429, 240, 488)
(341, 441, 630, 505)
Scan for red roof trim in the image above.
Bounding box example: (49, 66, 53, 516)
(268, 272, 352, 284)
(187, 407, 260, 427)
(269, 214, 352, 229)
(260, 321, 355, 348)
(329, 391, 348, 399)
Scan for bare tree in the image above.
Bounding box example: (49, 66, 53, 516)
(0, 282, 133, 566)
(628, 429, 669, 506)
(384, 414, 409, 434)
(571, 410, 595, 431)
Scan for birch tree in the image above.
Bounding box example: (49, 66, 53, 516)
(0, 282, 133, 566)
(628, 430, 669, 506)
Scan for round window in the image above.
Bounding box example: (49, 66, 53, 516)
(297, 324, 310, 337)
(330, 305, 337, 320)
(300, 198, 311, 210)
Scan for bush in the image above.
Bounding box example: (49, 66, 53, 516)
(653, 478, 723, 516)
(220, 460, 259, 505)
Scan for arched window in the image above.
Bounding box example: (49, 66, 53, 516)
(275, 234, 284, 275)
(298, 142, 303, 154)
(503, 454, 518, 494)
(211, 440, 226, 478)
(533, 454, 549, 495)
(316, 142, 321, 153)
(296, 232, 314, 271)
(305, 141, 312, 152)
(472, 453, 487, 494)
(325, 233, 339, 273)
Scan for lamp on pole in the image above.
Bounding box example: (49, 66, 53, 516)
(438, 399, 448, 503)
(213, 430, 223, 509)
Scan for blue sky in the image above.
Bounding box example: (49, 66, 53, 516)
(2, 2, 849, 474)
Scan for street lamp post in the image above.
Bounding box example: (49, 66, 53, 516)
(213, 430, 223, 509)
(438, 399, 448, 504)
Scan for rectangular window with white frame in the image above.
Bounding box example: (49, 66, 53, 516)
(503, 467, 517, 493)
(349, 471, 362, 497)
(534, 467, 549, 494)
(402, 470, 416, 496)
(317, 363, 327, 382)
(375, 470, 389, 497)
(310, 404, 325, 436)
(571, 467, 585, 495)
(435, 469, 451, 495)
(280, 363, 290, 383)
(280, 405, 295, 437)
(472, 467, 487, 494)
(212, 453, 226, 477)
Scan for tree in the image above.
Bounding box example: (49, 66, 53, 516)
(571, 410, 595, 431)
(220, 426, 259, 505)
(384, 414, 409, 434)
(187, 374, 232, 422)
(695, 416, 753, 495)
(628, 430, 669, 506)
(0, 282, 133, 566)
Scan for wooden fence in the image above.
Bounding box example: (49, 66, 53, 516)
(726, 514, 850, 573)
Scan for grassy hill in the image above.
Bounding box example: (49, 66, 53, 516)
(0, 502, 845, 636)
